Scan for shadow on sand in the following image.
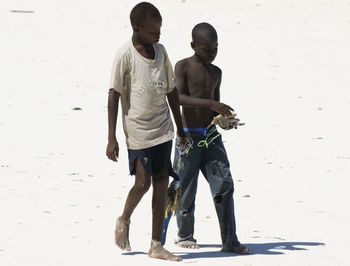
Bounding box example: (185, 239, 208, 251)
(122, 241, 324, 260)
(177, 241, 325, 259)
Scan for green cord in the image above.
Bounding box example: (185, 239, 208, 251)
(197, 127, 221, 149)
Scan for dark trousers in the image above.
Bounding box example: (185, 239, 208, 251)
(174, 132, 240, 247)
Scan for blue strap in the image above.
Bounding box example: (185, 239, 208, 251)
(184, 127, 208, 136)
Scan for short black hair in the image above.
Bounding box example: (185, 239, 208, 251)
(130, 2, 162, 27)
(192, 22, 217, 43)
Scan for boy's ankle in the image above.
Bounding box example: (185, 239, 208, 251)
(117, 216, 130, 224)
(148, 240, 182, 261)
(150, 239, 161, 248)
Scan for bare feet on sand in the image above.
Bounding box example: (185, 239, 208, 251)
(115, 217, 131, 251)
(175, 239, 200, 249)
(221, 244, 252, 255)
(148, 240, 182, 262)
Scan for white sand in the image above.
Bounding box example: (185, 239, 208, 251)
(1, 0, 349, 265)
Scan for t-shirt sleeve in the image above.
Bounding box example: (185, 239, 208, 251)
(160, 45, 176, 93)
(109, 51, 128, 93)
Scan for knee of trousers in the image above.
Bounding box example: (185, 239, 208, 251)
(177, 204, 195, 216)
(213, 179, 234, 203)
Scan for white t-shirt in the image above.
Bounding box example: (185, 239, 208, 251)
(109, 39, 175, 150)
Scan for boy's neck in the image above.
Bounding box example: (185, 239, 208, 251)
(192, 54, 212, 67)
(132, 35, 155, 59)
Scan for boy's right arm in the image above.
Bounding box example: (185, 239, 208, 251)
(175, 61, 209, 107)
(106, 89, 120, 162)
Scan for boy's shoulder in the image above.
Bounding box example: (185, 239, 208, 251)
(211, 63, 222, 75)
(175, 57, 192, 70)
(176, 57, 222, 74)
(115, 39, 133, 59)
(154, 42, 169, 57)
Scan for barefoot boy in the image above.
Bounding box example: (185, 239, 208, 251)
(173, 22, 251, 254)
(106, 2, 187, 261)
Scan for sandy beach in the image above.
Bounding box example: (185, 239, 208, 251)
(1, 0, 350, 265)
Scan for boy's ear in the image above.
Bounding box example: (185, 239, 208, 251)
(190, 41, 195, 50)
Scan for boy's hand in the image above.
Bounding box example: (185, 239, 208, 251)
(176, 134, 193, 156)
(210, 101, 234, 117)
(177, 129, 186, 139)
(106, 138, 119, 162)
(211, 111, 245, 130)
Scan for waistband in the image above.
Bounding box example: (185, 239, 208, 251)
(184, 127, 208, 136)
(184, 125, 217, 137)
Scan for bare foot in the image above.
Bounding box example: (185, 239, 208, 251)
(148, 240, 182, 262)
(221, 244, 252, 255)
(115, 217, 131, 251)
(175, 239, 199, 249)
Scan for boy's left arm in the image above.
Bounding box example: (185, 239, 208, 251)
(167, 88, 186, 139)
(213, 71, 241, 129)
(213, 69, 222, 114)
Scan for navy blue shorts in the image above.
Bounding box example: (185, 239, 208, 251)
(128, 140, 178, 179)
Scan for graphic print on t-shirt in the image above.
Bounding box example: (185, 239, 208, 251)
(137, 80, 167, 96)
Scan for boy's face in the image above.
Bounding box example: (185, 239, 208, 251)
(136, 18, 162, 45)
(192, 37, 218, 64)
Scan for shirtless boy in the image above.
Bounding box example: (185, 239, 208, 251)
(173, 22, 251, 254)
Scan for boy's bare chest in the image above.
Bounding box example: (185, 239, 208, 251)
(187, 66, 219, 96)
